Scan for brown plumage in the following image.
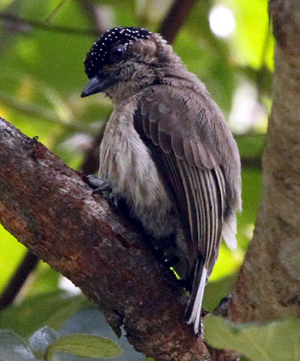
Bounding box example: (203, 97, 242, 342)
(81, 26, 241, 334)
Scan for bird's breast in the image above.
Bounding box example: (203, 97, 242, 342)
(98, 99, 176, 238)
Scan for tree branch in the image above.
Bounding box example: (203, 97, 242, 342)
(0, 11, 98, 36)
(158, 0, 199, 44)
(0, 118, 210, 361)
(230, 0, 300, 324)
(0, 251, 39, 310)
(210, 2, 300, 359)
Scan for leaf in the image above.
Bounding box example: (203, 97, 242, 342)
(203, 274, 238, 311)
(0, 330, 37, 361)
(59, 307, 146, 360)
(0, 225, 27, 293)
(204, 315, 300, 361)
(29, 326, 59, 358)
(46, 334, 122, 360)
(0, 290, 89, 337)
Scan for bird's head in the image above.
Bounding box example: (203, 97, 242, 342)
(81, 26, 182, 102)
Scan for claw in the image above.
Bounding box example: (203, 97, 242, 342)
(84, 175, 111, 198)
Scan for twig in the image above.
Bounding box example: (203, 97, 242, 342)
(0, 252, 39, 310)
(45, 0, 71, 23)
(0, 12, 98, 36)
(158, 0, 199, 44)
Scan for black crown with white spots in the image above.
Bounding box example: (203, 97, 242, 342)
(84, 26, 152, 79)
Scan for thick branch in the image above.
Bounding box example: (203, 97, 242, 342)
(0, 118, 209, 361)
(230, 0, 300, 325)
(210, 3, 300, 359)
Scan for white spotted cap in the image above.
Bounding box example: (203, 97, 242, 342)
(84, 26, 152, 78)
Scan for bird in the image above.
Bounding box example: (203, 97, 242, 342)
(81, 26, 241, 335)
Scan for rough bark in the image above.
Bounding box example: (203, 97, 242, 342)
(230, 0, 300, 327)
(0, 118, 210, 361)
(210, 2, 300, 359)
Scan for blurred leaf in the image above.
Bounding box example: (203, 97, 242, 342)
(0, 330, 37, 361)
(236, 133, 265, 159)
(0, 225, 27, 293)
(0, 290, 89, 337)
(174, 27, 236, 116)
(47, 334, 122, 360)
(227, 0, 271, 69)
(209, 244, 244, 282)
(29, 326, 59, 359)
(25, 263, 60, 296)
(46, 294, 90, 332)
(204, 315, 300, 361)
(203, 274, 238, 312)
(238, 168, 262, 248)
(236, 65, 272, 97)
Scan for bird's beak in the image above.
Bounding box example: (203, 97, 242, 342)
(81, 74, 117, 98)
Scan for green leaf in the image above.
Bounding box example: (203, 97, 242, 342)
(204, 315, 300, 361)
(0, 330, 37, 361)
(203, 274, 238, 311)
(47, 334, 122, 360)
(25, 263, 60, 296)
(0, 225, 27, 293)
(0, 290, 89, 337)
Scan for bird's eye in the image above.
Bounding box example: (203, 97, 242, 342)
(109, 45, 126, 63)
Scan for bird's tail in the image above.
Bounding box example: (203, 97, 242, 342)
(222, 213, 237, 250)
(185, 258, 207, 335)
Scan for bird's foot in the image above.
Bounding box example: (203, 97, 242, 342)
(84, 174, 112, 199)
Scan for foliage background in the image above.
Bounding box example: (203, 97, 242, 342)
(0, 0, 273, 359)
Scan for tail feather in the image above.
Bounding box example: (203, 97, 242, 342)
(222, 214, 237, 250)
(185, 215, 238, 335)
(186, 260, 207, 335)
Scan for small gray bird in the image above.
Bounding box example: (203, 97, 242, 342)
(81, 26, 241, 334)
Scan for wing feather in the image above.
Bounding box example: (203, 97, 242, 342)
(158, 131, 172, 153)
(172, 135, 185, 160)
(150, 119, 159, 145)
(134, 85, 239, 333)
(135, 88, 227, 269)
(177, 160, 197, 249)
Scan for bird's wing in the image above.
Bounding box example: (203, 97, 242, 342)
(134, 85, 231, 333)
(134, 86, 227, 273)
